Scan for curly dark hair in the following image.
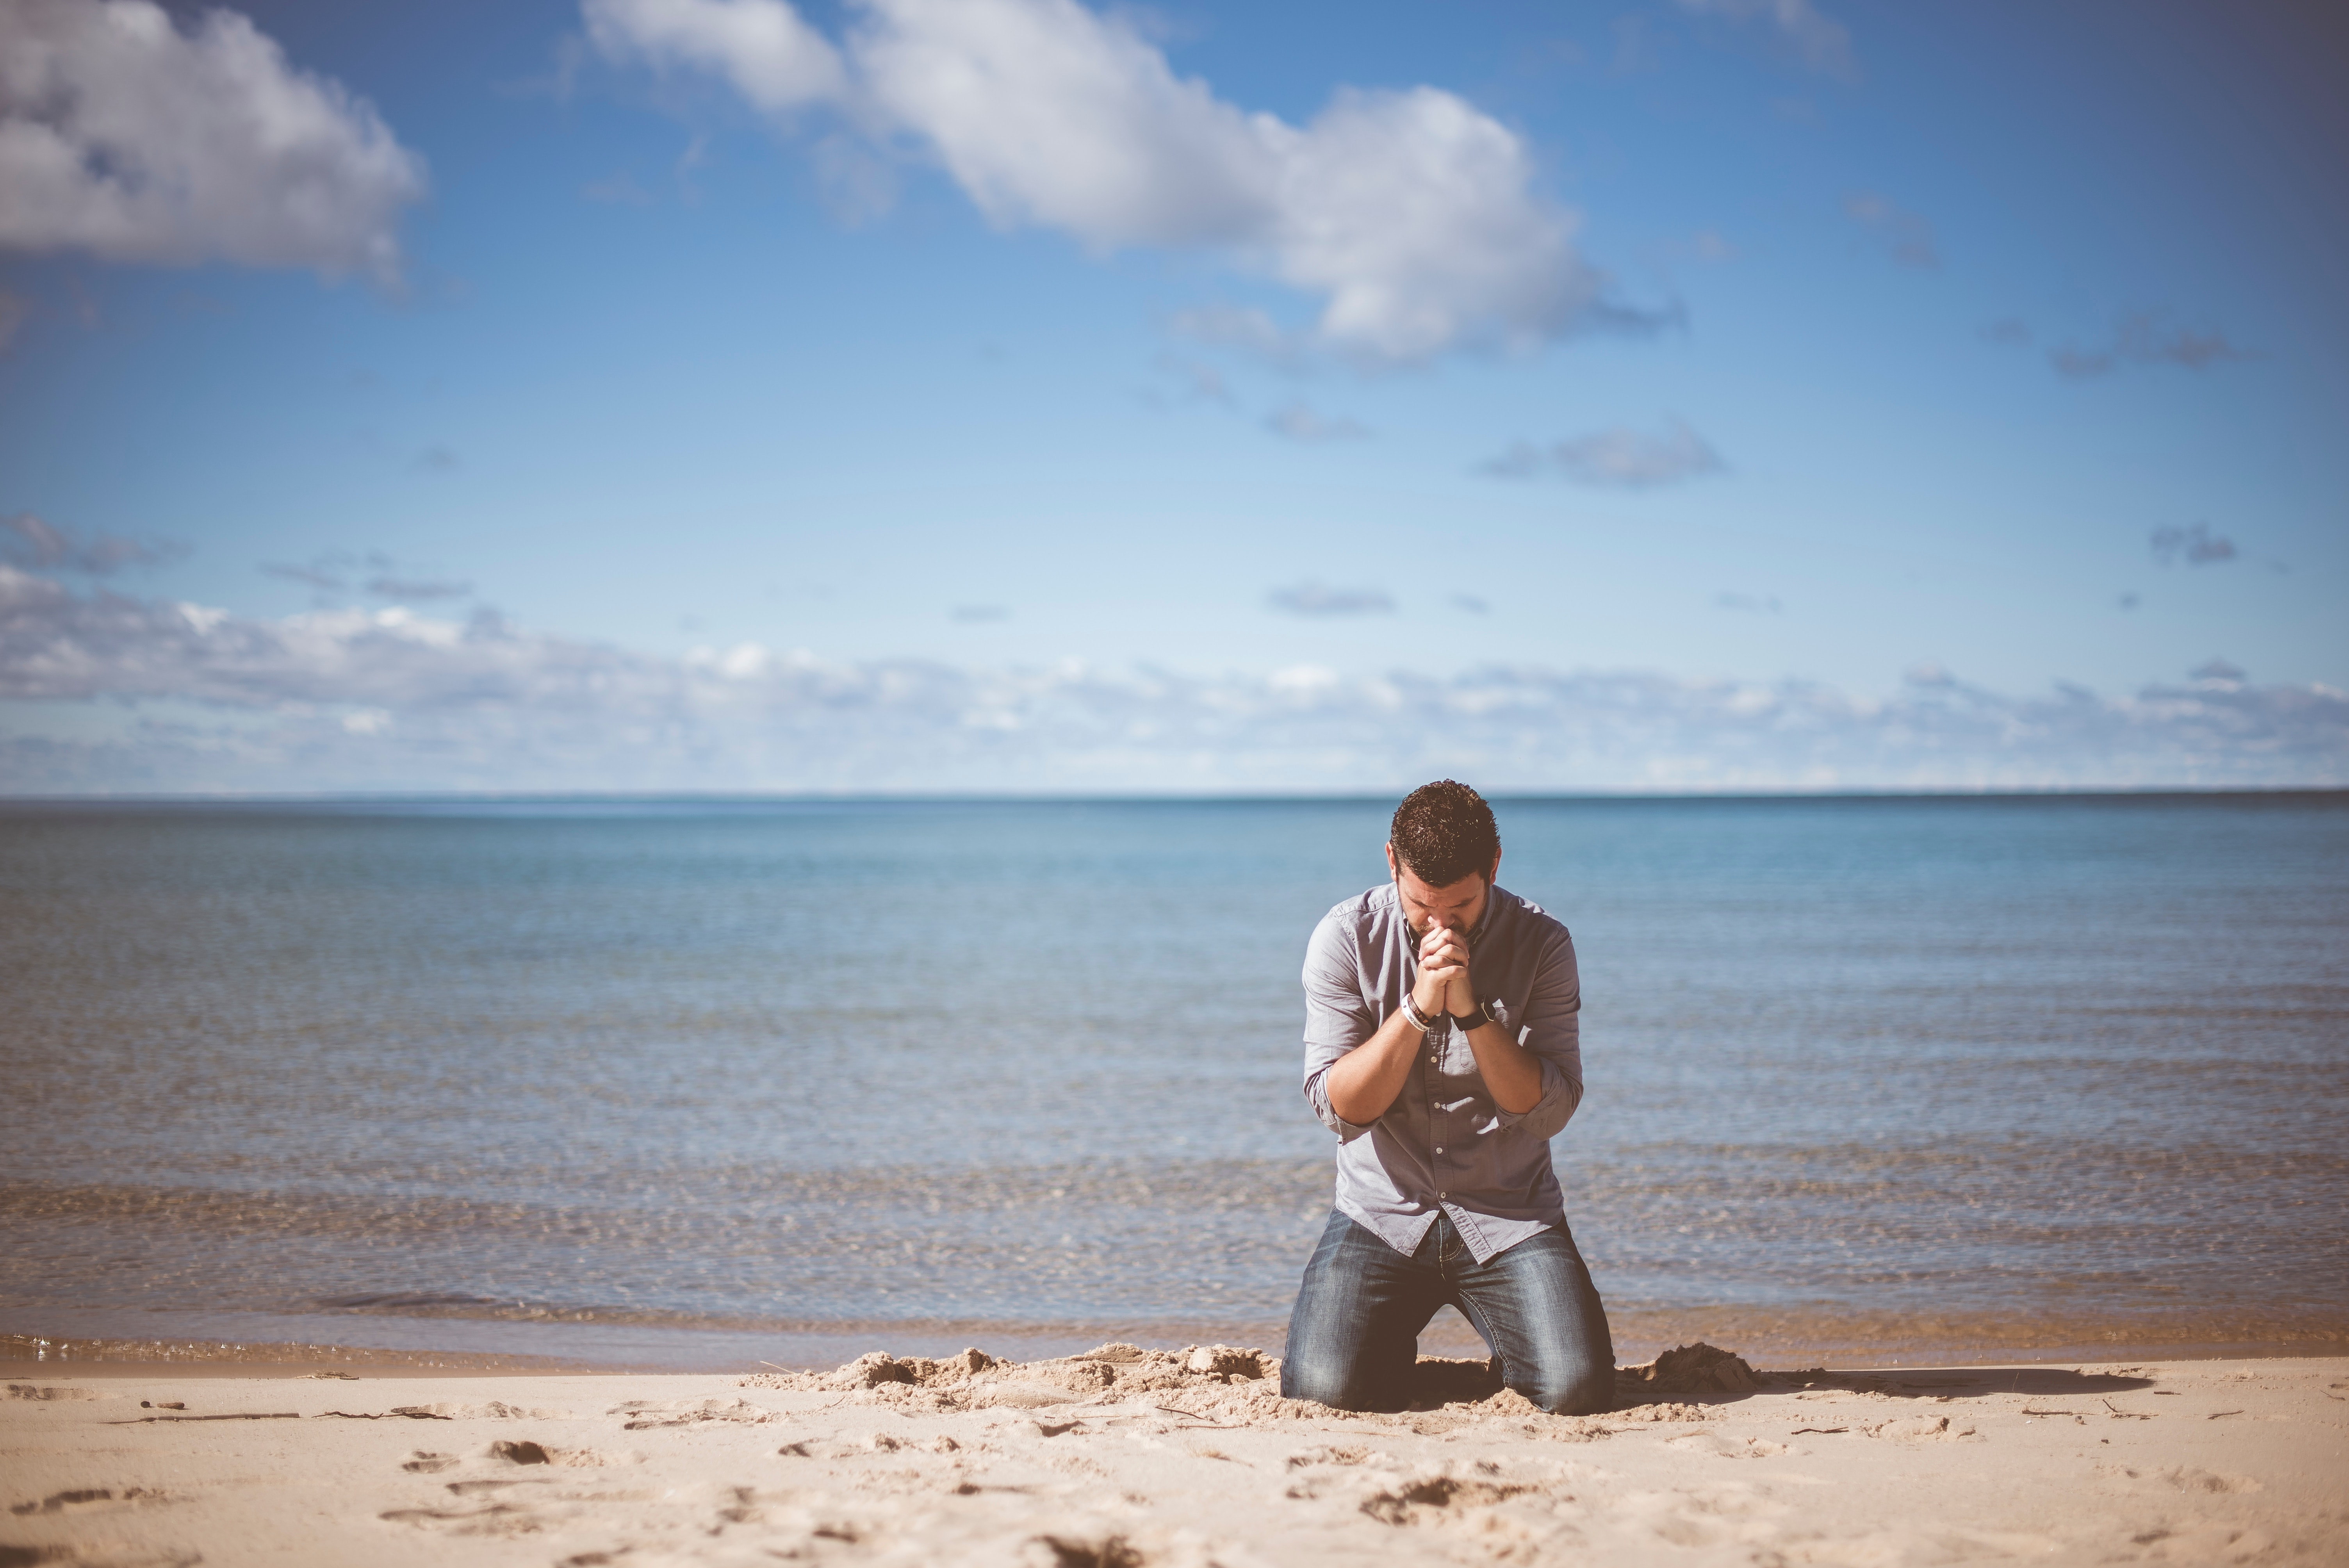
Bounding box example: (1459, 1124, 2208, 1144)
(1389, 779, 1500, 887)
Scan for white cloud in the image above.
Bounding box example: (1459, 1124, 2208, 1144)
(0, 0, 427, 283)
(852, 0, 1268, 246)
(1248, 81, 1595, 361)
(4, 569, 2344, 794)
(586, 0, 1609, 363)
(1483, 419, 1725, 488)
(583, 0, 844, 112)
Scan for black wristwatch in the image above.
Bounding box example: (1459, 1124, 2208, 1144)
(1452, 998, 1497, 1030)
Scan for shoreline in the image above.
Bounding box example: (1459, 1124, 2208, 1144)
(15, 1343, 2349, 1381)
(7, 1343, 2340, 1566)
(9, 1313, 2345, 1379)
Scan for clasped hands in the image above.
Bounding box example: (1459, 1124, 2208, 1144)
(1412, 922, 1476, 1022)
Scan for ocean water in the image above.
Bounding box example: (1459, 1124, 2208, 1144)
(3, 795, 2344, 1370)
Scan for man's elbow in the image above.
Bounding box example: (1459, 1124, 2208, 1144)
(1493, 1080, 1543, 1116)
(1494, 1069, 1578, 1137)
(1524, 1080, 1582, 1138)
(1497, 1055, 1563, 1116)
(1306, 1069, 1367, 1133)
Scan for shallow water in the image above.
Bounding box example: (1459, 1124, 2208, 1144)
(3, 795, 2344, 1368)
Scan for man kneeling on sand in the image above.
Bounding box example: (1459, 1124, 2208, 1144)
(1281, 780, 1614, 1415)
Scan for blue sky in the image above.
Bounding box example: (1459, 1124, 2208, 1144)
(1, 0, 2343, 791)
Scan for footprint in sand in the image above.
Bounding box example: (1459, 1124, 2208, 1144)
(1031, 1532, 1147, 1567)
(1358, 1471, 1540, 1525)
(404, 1440, 600, 1475)
(2157, 1467, 2264, 1495)
(378, 1500, 544, 1536)
(445, 1478, 556, 1497)
(9, 1487, 158, 1515)
(2132, 1522, 2276, 1561)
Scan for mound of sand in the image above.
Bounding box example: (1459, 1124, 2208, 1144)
(742, 1340, 1760, 1426)
(1619, 1341, 1765, 1394)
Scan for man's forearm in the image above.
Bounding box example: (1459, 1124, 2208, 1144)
(1461, 1019, 1544, 1114)
(1322, 1009, 1426, 1125)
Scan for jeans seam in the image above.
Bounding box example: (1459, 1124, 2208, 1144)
(1454, 1292, 1505, 1388)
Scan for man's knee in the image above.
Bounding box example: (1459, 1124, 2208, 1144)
(1513, 1353, 1615, 1416)
(1279, 1331, 1402, 1411)
(1279, 1347, 1354, 1409)
(1280, 1331, 1413, 1412)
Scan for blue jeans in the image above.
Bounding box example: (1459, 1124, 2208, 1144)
(1280, 1209, 1615, 1415)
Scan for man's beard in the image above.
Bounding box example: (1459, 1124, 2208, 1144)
(1397, 875, 1487, 946)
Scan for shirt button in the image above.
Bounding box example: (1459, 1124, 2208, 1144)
(1435, 1146, 1444, 1154)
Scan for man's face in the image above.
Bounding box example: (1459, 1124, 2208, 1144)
(1386, 843, 1498, 940)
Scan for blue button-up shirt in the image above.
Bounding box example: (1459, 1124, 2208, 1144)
(1300, 880, 1585, 1263)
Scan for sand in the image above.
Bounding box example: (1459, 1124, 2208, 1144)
(5, 1343, 2344, 1566)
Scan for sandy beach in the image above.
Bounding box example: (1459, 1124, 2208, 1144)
(7, 1343, 2343, 1567)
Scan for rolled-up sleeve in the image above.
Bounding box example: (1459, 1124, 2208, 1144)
(1486, 926, 1584, 1140)
(1300, 910, 1377, 1141)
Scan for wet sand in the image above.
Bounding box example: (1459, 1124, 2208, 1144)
(6, 1343, 2342, 1566)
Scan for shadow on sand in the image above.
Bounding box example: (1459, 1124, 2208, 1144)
(1405, 1341, 2156, 1413)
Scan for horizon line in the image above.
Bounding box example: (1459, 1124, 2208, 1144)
(3, 785, 2344, 808)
